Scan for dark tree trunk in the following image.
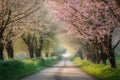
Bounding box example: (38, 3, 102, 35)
(39, 48, 42, 57)
(92, 53, 97, 63)
(87, 53, 96, 63)
(108, 49, 116, 68)
(79, 52, 84, 60)
(108, 34, 116, 68)
(0, 42, 4, 60)
(21, 36, 35, 58)
(35, 49, 40, 57)
(6, 41, 14, 58)
(103, 29, 116, 68)
(77, 49, 84, 59)
(96, 53, 100, 64)
(0, 9, 11, 60)
(100, 52, 107, 65)
(35, 48, 42, 57)
(35, 37, 44, 57)
(29, 48, 34, 58)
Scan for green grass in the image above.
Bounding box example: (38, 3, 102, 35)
(72, 57, 120, 80)
(106, 57, 120, 67)
(116, 57, 120, 67)
(0, 56, 62, 80)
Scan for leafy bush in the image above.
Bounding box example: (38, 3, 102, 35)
(73, 57, 120, 80)
(0, 56, 62, 80)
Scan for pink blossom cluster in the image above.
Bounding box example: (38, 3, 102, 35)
(49, 0, 120, 42)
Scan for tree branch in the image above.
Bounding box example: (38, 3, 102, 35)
(102, 0, 120, 23)
(113, 40, 120, 49)
(8, 6, 40, 24)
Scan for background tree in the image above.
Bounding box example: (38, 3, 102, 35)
(0, 0, 44, 60)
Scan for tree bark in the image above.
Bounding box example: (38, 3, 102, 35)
(35, 36, 44, 57)
(96, 53, 100, 64)
(100, 52, 107, 65)
(29, 48, 34, 58)
(6, 41, 14, 58)
(0, 42, 4, 60)
(103, 29, 117, 68)
(35, 49, 39, 57)
(35, 48, 42, 57)
(108, 53, 116, 68)
(108, 47, 116, 68)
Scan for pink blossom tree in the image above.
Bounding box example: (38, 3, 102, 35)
(50, 0, 120, 68)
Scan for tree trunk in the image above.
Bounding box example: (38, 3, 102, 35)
(0, 42, 4, 60)
(107, 35, 116, 68)
(100, 52, 107, 65)
(39, 48, 42, 57)
(35, 48, 42, 57)
(79, 52, 84, 60)
(29, 48, 34, 58)
(35, 49, 40, 57)
(108, 49, 116, 68)
(103, 29, 116, 68)
(6, 41, 14, 58)
(108, 32, 116, 68)
(36, 37, 44, 57)
(96, 53, 100, 64)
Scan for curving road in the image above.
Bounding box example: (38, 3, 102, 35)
(22, 58, 96, 80)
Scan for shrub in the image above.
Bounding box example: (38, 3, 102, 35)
(0, 56, 61, 80)
(73, 57, 120, 80)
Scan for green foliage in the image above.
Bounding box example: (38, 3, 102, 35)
(73, 57, 120, 80)
(0, 56, 61, 80)
(43, 56, 62, 66)
(116, 57, 120, 67)
(115, 45, 120, 57)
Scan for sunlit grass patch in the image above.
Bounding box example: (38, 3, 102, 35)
(0, 56, 62, 80)
(73, 57, 120, 80)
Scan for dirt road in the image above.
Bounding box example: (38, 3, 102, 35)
(22, 59, 95, 80)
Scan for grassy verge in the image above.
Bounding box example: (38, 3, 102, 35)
(72, 57, 120, 80)
(0, 56, 62, 80)
(116, 57, 120, 67)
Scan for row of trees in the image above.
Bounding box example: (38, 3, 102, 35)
(0, 0, 61, 60)
(50, 0, 120, 68)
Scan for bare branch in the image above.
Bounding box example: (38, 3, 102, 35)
(113, 40, 120, 49)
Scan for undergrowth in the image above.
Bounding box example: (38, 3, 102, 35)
(73, 57, 120, 80)
(0, 56, 62, 80)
